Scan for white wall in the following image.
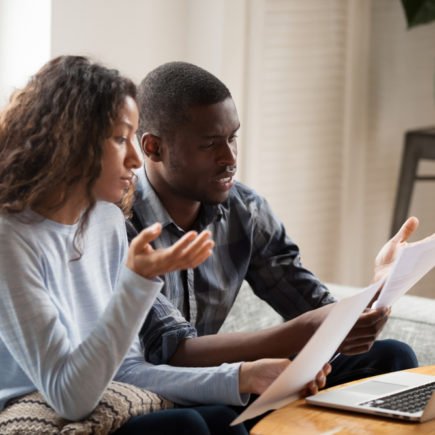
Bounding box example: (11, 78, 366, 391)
(50, 0, 188, 82)
(49, 0, 249, 173)
(0, 0, 51, 106)
(362, 0, 435, 296)
(241, 0, 435, 296)
(1, 0, 435, 296)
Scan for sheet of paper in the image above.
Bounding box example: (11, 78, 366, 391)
(231, 281, 380, 425)
(373, 235, 435, 309)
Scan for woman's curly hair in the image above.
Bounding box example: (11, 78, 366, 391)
(0, 55, 137, 255)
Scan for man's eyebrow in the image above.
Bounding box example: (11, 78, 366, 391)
(201, 125, 241, 138)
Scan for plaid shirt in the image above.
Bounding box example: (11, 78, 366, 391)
(127, 171, 336, 364)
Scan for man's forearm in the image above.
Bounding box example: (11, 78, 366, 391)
(169, 304, 334, 366)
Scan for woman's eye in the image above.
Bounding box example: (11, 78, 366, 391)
(115, 136, 127, 145)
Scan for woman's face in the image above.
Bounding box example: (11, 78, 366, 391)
(93, 95, 142, 203)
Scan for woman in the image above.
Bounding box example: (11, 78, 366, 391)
(0, 56, 328, 434)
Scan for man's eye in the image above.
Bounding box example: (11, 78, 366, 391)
(229, 135, 238, 143)
(200, 142, 215, 148)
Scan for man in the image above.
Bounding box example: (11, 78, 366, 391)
(128, 61, 418, 388)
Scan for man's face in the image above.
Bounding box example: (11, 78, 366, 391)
(158, 97, 240, 205)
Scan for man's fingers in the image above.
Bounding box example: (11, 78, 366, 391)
(353, 309, 389, 330)
(346, 320, 386, 341)
(393, 216, 419, 243)
(341, 342, 374, 355)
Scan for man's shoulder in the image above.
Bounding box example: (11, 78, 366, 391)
(229, 181, 264, 204)
(226, 181, 267, 214)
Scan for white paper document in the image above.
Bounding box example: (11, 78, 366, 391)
(231, 281, 380, 425)
(373, 235, 435, 308)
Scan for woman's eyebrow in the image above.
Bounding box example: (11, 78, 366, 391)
(115, 120, 135, 130)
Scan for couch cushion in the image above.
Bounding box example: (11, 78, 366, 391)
(219, 282, 283, 333)
(0, 381, 173, 434)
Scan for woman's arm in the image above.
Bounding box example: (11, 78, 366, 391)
(0, 216, 213, 420)
(0, 218, 161, 420)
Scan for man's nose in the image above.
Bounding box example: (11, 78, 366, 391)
(218, 142, 237, 166)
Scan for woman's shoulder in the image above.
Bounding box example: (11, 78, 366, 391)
(92, 202, 125, 224)
(88, 202, 127, 241)
(0, 211, 32, 236)
(0, 211, 41, 258)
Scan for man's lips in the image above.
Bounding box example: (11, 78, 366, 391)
(217, 176, 233, 183)
(215, 167, 237, 182)
(214, 173, 235, 190)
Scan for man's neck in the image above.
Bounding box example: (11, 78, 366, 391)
(145, 171, 200, 231)
(165, 200, 201, 231)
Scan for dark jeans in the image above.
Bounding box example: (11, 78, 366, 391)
(113, 405, 248, 435)
(325, 339, 418, 388)
(232, 339, 418, 431)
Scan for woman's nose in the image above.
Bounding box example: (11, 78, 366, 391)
(127, 140, 143, 169)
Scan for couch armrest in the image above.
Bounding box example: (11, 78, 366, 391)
(220, 281, 435, 367)
(327, 283, 435, 367)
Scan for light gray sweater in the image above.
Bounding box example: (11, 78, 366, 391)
(0, 202, 245, 420)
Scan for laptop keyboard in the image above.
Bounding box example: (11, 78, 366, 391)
(360, 382, 435, 414)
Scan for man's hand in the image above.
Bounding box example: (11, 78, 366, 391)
(127, 223, 214, 279)
(339, 216, 420, 356)
(373, 216, 419, 284)
(239, 358, 331, 396)
(339, 306, 391, 355)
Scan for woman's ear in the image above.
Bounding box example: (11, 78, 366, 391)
(141, 133, 162, 162)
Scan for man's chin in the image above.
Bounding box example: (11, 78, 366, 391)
(202, 192, 230, 205)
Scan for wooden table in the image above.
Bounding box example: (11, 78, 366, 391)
(250, 366, 435, 434)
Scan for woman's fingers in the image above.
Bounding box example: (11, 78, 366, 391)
(127, 226, 215, 278)
(130, 223, 162, 254)
(167, 230, 214, 269)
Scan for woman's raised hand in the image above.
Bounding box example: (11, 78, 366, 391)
(127, 223, 214, 279)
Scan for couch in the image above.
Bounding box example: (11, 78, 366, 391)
(220, 282, 435, 367)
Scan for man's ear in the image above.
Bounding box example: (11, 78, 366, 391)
(141, 133, 162, 162)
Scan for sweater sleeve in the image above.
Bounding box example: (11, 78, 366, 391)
(0, 224, 162, 420)
(117, 349, 250, 406)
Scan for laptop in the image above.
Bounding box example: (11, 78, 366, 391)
(306, 370, 435, 422)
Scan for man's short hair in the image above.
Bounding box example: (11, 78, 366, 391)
(137, 61, 231, 138)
